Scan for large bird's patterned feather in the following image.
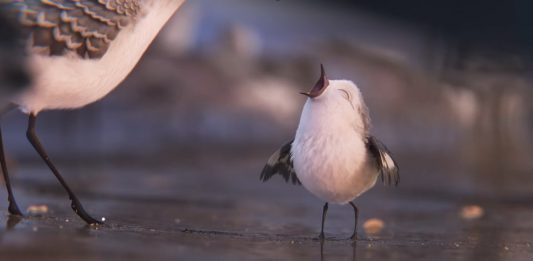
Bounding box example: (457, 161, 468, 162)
(1, 0, 142, 59)
(260, 139, 301, 185)
(366, 136, 400, 186)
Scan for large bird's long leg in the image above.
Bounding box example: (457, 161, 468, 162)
(349, 202, 359, 240)
(319, 202, 329, 240)
(26, 113, 101, 225)
(0, 121, 23, 216)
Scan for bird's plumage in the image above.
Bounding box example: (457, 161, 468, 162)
(2, 0, 142, 59)
(366, 136, 400, 186)
(0, 0, 185, 113)
(260, 139, 301, 185)
(262, 135, 399, 188)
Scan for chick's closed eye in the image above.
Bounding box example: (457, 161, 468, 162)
(338, 89, 355, 109)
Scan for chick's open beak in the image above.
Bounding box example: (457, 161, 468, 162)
(300, 64, 329, 98)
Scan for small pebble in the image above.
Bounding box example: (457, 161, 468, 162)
(32, 227, 38, 232)
(101, 217, 106, 222)
(65, 219, 69, 223)
(460, 205, 484, 220)
(174, 218, 181, 224)
(364, 218, 385, 234)
(504, 246, 509, 251)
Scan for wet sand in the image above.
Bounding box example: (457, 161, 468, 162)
(0, 151, 532, 261)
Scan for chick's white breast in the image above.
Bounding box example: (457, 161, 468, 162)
(292, 99, 377, 204)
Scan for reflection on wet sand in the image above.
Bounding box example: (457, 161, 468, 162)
(320, 240, 357, 261)
(5, 215, 22, 230)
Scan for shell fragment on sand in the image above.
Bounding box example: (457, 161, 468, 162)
(27, 205, 49, 215)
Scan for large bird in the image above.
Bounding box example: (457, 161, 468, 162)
(0, 0, 186, 225)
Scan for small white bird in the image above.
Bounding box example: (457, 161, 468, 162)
(261, 65, 399, 240)
(0, 0, 186, 225)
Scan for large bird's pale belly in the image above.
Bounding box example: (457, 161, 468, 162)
(14, 53, 128, 114)
(292, 133, 378, 204)
(14, 20, 146, 114)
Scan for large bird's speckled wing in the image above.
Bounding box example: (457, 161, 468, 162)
(1, 0, 142, 59)
(260, 139, 301, 185)
(366, 136, 400, 186)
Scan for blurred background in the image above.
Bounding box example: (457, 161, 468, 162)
(3, 0, 531, 196)
(1, 0, 533, 260)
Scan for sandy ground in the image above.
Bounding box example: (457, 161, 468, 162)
(0, 151, 532, 261)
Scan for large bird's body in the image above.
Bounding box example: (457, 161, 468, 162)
(261, 66, 399, 239)
(3, 0, 185, 113)
(0, 0, 186, 224)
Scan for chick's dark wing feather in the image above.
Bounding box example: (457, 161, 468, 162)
(366, 136, 399, 186)
(260, 139, 301, 185)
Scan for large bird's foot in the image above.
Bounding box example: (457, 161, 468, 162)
(70, 197, 103, 225)
(8, 199, 23, 216)
(318, 232, 325, 241)
(349, 232, 358, 241)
